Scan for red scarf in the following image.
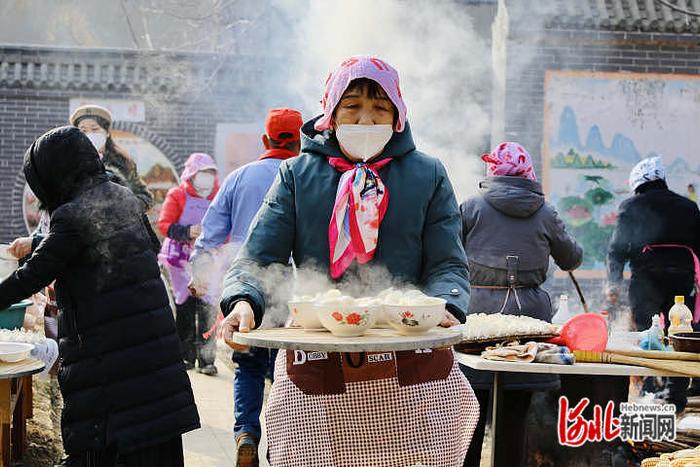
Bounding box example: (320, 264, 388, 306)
(259, 148, 297, 160)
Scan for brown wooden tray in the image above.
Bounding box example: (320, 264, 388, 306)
(455, 333, 560, 354)
(232, 327, 464, 352)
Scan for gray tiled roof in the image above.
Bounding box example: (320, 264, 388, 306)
(0, 45, 264, 94)
(542, 0, 700, 33)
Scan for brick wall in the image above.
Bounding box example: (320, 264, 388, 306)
(503, 27, 700, 308)
(0, 46, 267, 242)
(504, 29, 700, 175)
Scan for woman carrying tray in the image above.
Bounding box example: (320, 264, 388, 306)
(220, 55, 479, 466)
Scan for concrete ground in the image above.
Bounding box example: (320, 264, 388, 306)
(183, 356, 270, 467)
(183, 364, 237, 466)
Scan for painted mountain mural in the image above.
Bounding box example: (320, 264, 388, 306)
(555, 105, 642, 167)
(555, 106, 699, 176)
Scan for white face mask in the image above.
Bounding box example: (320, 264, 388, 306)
(85, 132, 107, 153)
(192, 172, 216, 196)
(335, 124, 393, 162)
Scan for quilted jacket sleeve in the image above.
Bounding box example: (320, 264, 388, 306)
(157, 186, 186, 238)
(0, 207, 82, 310)
(419, 160, 471, 322)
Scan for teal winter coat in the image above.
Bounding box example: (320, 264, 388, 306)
(221, 118, 470, 325)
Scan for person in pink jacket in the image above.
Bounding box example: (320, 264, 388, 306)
(158, 153, 220, 375)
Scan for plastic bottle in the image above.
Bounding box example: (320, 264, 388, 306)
(642, 315, 665, 351)
(668, 295, 693, 336)
(552, 294, 575, 325)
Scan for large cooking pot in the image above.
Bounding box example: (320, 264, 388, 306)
(670, 332, 700, 353)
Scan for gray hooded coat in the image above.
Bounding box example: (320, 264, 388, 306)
(460, 176, 582, 390)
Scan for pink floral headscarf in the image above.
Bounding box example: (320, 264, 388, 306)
(481, 142, 537, 181)
(314, 55, 407, 133)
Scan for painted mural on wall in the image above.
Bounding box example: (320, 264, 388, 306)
(543, 71, 700, 273)
(23, 131, 178, 233)
(214, 123, 264, 176)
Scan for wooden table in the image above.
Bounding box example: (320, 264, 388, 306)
(0, 358, 45, 467)
(456, 353, 685, 467)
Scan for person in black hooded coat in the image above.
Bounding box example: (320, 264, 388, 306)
(0, 126, 199, 466)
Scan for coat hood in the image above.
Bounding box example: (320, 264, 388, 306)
(24, 126, 107, 212)
(181, 152, 218, 182)
(479, 176, 545, 218)
(301, 115, 416, 162)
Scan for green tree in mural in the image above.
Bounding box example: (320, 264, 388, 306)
(557, 176, 617, 268)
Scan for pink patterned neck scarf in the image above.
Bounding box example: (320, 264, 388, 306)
(328, 157, 392, 279)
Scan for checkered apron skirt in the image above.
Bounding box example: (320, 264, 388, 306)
(264, 347, 479, 467)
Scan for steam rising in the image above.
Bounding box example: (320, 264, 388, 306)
(274, 0, 492, 201)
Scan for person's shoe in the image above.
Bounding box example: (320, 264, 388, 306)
(198, 364, 218, 376)
(236, 433, 259, 467)
(184, 360, 195, 370)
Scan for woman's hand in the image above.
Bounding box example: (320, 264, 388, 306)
(189, 224, 203, 239)
(439, 310, 460, 328)
(8, 237, 32, 259)
(222, 301, 256, 351)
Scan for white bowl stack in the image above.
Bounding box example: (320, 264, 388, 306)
(288, 288, 446, 337)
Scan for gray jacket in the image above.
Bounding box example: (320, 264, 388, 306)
(460, 176, 582, 390)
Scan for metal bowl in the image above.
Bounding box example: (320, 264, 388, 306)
(670, 332, 700, 353)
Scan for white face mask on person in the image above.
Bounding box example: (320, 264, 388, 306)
(335, 124, 393, 162)
(192, 172, 216, 197)
(85, 132, 107, 153)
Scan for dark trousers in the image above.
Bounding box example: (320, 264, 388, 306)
(629, 269, 694, 331)
(630, 270, 696, 410)
(80, 435, 184, 467)
(233, 347, 277, 441)
(176, 296, 216, 366)
(464, 389, 532, 467)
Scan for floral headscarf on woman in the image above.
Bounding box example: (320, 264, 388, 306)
(319, 56, 410, 278)
(481, 142, 537, 181)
